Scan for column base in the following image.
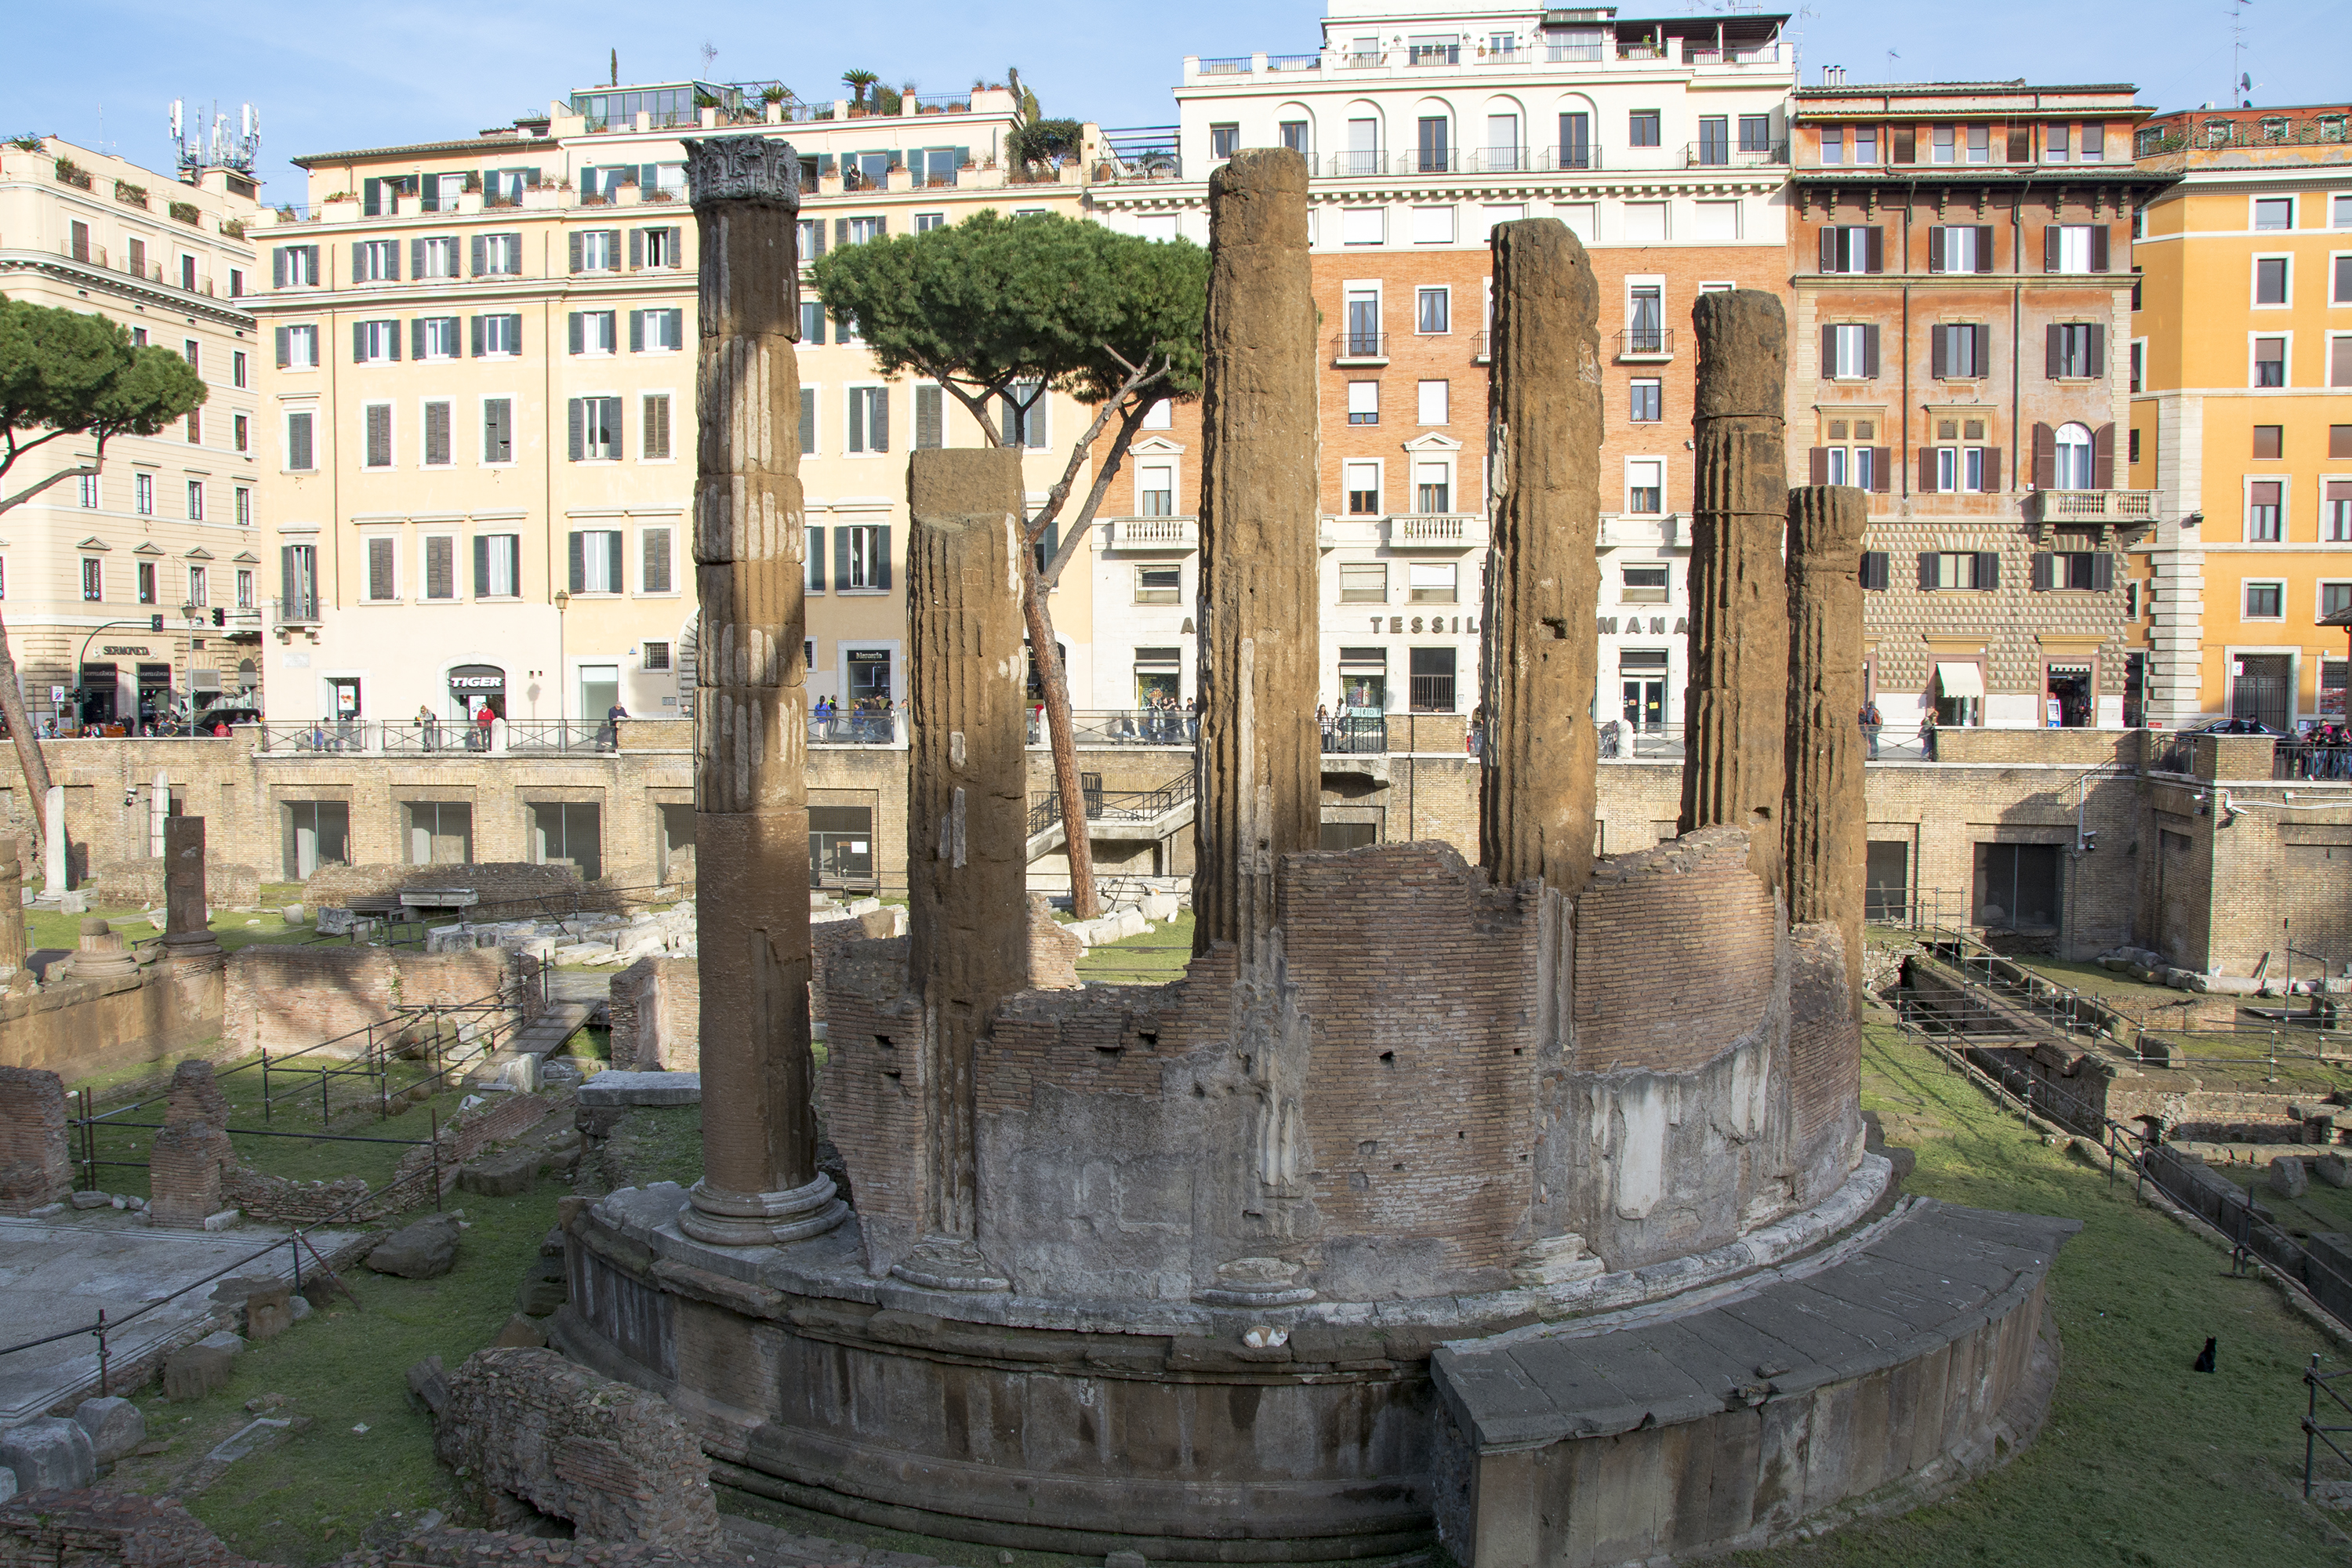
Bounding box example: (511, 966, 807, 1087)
(889, 1235, 1011, 1292)
(162, 932, 225, 967)
(679, 1173, 847, 1247)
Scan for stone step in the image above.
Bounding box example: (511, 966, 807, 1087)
(508, 1001, 593, 1058)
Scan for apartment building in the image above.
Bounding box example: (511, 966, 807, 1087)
(1087, 1, 1795, 734)
(0, 137, 265, 729)
(250, 78, 1105, 746)
(1788, 77, 2161, 731)
(2130, 104, 2352, 728)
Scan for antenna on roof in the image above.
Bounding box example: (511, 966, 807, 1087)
(2231, 0, 2252, 110)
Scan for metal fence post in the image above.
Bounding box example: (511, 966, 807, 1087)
(95, 1309, 107, 1398)
(429, 1108, 441, 1211)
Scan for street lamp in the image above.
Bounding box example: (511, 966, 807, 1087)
(554, 589, 570, 735)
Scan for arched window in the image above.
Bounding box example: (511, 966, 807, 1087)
(2053, 423, 2095, 489)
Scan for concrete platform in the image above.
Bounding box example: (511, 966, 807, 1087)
(576, 1070, 700, 1107)
(0, 1212, 362, 1425)
(1430, 1198, 2078, 1568)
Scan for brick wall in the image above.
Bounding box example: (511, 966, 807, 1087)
(0, 1065, 69, 1214)
(222, 948, 524, 1057)
(1573, 829, 1776, 1073)
(307, 861, 586, 909)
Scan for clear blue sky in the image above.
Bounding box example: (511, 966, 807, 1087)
(5, 1, 2347, 203)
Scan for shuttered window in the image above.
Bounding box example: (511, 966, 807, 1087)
(483, 399, 513, 463)
(799, 301, 826, 344)
(642, 395, 672, 461)
(568, 397, 622, 461)
(366, 535, 397, 601)
(569, 530, 625, 593)
(641, 528, 673, 594)
(364, 404, 393, 468)
(287, 412, 314, 471)
(423, 536, 456, 600)
(847, 387, 890, 453)
(628, 308, 682, 352)
(798, 386, 817, 456)
(474, 534, 518, 597)
(837, 524, 892, 591)
(281, 543, 318, 619)
(1817, 226, 1882, 274)
(807, 527, 826, 593)
(423, 401, 452, 466)
(915, 385, 944, 449)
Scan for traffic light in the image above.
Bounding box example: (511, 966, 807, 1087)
(149, 615, 164, 632)
(212, 608, 226, 627)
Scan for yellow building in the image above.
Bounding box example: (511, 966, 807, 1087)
(251, 78, 1106, 752)
(0, 136, 265, 730)
(2131, 105, 2352, 728)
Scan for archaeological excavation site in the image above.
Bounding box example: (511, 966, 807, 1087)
(524, 140, 2077, 1568)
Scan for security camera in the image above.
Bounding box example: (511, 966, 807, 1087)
(2078, 830, 2097, 853)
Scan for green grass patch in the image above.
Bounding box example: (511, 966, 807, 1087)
(1727, 1025, 2351, 1567)
(1073, 909, 1194, 986)
(602, 1104, 703, 1191)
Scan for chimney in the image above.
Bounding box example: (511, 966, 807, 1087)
(1822, 64, 1846, 85)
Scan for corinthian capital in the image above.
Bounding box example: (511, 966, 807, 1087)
(684, 136, 802, 213)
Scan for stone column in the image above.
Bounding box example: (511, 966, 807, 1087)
(678, 134, 844, 1249)
(893, 448, 1025, 1292)
(149, 771, 169, 859)
(43, 786, 66, 895)
(1680, 290, 1790, 892)
(1784, 485, 1870, 1001)
(74, 918, 138, 980)
(1479, 220, 1602, 895)
(1192, 147, 1321, 964)
(0, 845, 26, 992)
(161, 818, 223, 967)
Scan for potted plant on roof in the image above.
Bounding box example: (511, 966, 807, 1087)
(843, 69, 878, 116)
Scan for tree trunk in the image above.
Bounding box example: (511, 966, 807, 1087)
(0, 604, 52, 866)
(1022, 549, 1098, 920)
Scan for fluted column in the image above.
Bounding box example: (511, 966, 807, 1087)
(1192, 147, 1320, 967)
(1784, 485, 1869, 1003)
(681, 135, 844, 1247)
(1680, 290, 1789, 892)
(1479, 220, 1602, 895)
(894, 448, 1026, 1292)
(161, 818, 223, 968)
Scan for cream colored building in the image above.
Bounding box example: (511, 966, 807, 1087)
(0, 137, 265, 729)
(250, 78, 1109, 748)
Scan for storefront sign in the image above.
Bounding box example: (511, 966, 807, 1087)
(100, 644, 150, 656)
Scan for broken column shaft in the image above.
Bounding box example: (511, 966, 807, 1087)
(680, 135, 843, 1247)
(1681, 291, 1790, 892)
(900, 448, 1027, 1284)
(161, 817, 223, 967)
(0, 845, 25, 991)
(1784, 485, 1869, 1002)
(1192, 147, 1322, 963)
(1479, 220, 1602, 895)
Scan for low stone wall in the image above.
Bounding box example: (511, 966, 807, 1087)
(93, 856, 262, 911)
(221, 947, 529, 1058)
(0, 966, 226, 1080)
(307, 861, 586, 910)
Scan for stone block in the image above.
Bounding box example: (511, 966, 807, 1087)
(1139, 892, 1179, 921)
(366, 1213, 461, 1279)
(245, 1284, 295, 1341)
(2270, 1157, 2310, 1198)
(0, 1468, 14, 1504)
(458, 1150, 537, 1198)
(163, 1338, 238, 1400)
(280, 902, 304, 924)
(2316, 1152, 2352, 1189)
(577, 1070, 701, 1107)
(71, 1396, 145, 1463)
(495, 1313, 548, 1348)
(0, 1417, 95, 1494)
(405, 1354, 450, 1416)
(517, 1254, 568, 1317)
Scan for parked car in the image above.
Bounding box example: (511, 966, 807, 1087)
(2192, 717, 2284, 736)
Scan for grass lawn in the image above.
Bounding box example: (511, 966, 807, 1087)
(1728, 1025, 2352, 1567)
(1073, 909, 1194, 986)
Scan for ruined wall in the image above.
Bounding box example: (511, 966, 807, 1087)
(0, 966, 225, 1080)
(0, 1065, 69, 1214)
(1572, 829, 1776, 1074)
(220, 947, 525, 1057)
(608, 956, 699, 1072)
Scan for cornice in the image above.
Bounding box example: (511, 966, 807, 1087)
(0, 252, 257, 331)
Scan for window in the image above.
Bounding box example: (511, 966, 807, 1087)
(2052, 423, 2096, 490)
(1627, 459, 1663, 514)
(2256, 256, 2290, 305)
(1414, 461, 1451, 514)
(2032, 548, 2104, 591)
(1629, 379, 1661, 423)
(422, 536, 456, 601)
(799, 300, 827, 345)
(1210, 123, 1240, 159)
(474, 534, 518, 597)
(186, 560, 207, 601)
(483, 398, 513, 463)
(1000, 386, 1047, 449)
(1621, 564, 1668, 604)
(2338, 257, 2352, 306)
(1417, 379, 1449, 425)
(2129, 427, 2143, 464)
(2254, 197, 2293, 231)
(1279, 121, 1308, 155)
(642, 527, 673, 593)
(81, 558, 103, 601)
(1132, 463, 1175, 517)
(234, 414, 249, 452)
(353, 239, 399, 282)
(134, 473, 154, 514)
(364, 404, 394, 468)
(2045, 225, 2107, 274)
(1926, 552, 1984, 590)
(1417, 116, 1450, 173)
(366, 535, 397, 601)
(1341, 207, 1386, 245)
(1697, 116, 1730, 165)
(1930, 225, 1988, 273)
(844, 216, 884, 245)
(2051, 323, 2100, 379)
(231, 350, 247, 389)
(474, 314, 522, 357)
(1967, 125, 1991, 164)
(1339, 562, 1387, 602)
(354, 319, 400, 361)
(2131, 339, 2145, 394)
(1933, 439, 1992, 494)
(1933, 322, 1987, 379)
(798, 385, 818, 456)
(1825, 322, 1878, 379)
(2331, 481, 2352, 542)
(569, 310, 617, 354)
(569, 396, 622, 461)
(278, 245, 320, 287)
(1408, 647, 1456, 713)
(629, 308, 684, 352)
(1629, 110, 1660, 147)
(1344, 287, 1381, 357)
(2249, 480, 2284, 541)
(1820, 126, 1847, 165)
(2254, 425, 2284, 461)
(476, 232, 522, 276)
(286, 412, 314, 472)
(281, 543, 319, 620)
(1135, 565, 1181, 604)
(1408, 562, 1457, 604)
(234, 487, 251, 527)
(902, 384, 942, 451)
(186, 408, 202, 445)
(915, 212, 946, 234)
(572, 229, 620, 271)
(847, 387, 889, 454)
(1625, 284, 1664, 353)
(2325, 582, 2352, 619)
(570, 529, 622, 593)
(416, 235, 459, 278)
(1415, 287, 1449, 335)
(1820, 226, 1882, 274)
(1557, 111, 1592, 169)
(236, 568, 252, 608)
(277, 324, 318, 368)
(642, 394, 672, 460)
(137, 561, 155, 604)
(416, 315, 459, 360)
(2245, 581, 2284, 618)
(2254, 336, 2287, 387)
(1410, 205, 1456, 244)
(843, 524, 887, 590)
(637, 226, 681, 267)
(1345, 459, 1381, 514)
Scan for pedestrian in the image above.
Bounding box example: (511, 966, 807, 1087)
(1919, 707, 1939, 761)
(1859, 699, 1882, 760)
(474, 702, 495, 751)
(418, 704, 438, 752)
(601, 699, 628, 752)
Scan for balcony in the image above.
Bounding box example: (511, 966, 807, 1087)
(1385, 514, 1490, 550)
(1473, 331, 1490, 363)
(1684, 141, 1789, 169)
(1613, 327, 1674, 362)
(1320, 147, 1610, 178)
(2024, 488, 2157, 539)
(1104, 515, 1198, 550)
(1331, 331, 1388, 366)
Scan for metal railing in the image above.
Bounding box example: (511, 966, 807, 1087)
(1547, 41, 1605, 63)
(1030, 771, 1194, 838)
(1047, 709, 1196, 747)
(1332, 331, 1388, 361)
(1686, 140, 1789, 167)
(1321, 715, 1386, 754)
(808, 710, 905, 746)
(2308, 1356, 2352, 1500)
(1197, 56, 1253, 75)
(1267, 54, 1322, 71)
(2275, 739, 2352, 780)
(1615, 327, 1673, 358)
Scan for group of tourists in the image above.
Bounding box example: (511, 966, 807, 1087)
(811, 694, 900, 743)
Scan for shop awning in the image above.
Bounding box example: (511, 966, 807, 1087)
(1934, 662, 1984, 699)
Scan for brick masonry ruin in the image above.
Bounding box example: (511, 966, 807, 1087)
(545, 192, 2071, 1568)
(0, 1066, 69, 1215)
